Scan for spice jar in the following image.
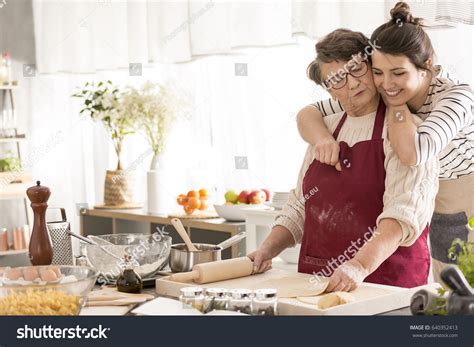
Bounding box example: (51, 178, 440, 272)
(179, 287, 204, 312)
(228, 289, 252, 315)
(252, 289, 278, 316)
(203, 288, 229, 313)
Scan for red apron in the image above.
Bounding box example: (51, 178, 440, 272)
(298, 100, 430, 288)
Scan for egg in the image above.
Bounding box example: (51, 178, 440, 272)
(6, 268, 23, 280)
(23, 267, 39, 282)
(40, 269, 58, 282)
(48, 266, 62, 278)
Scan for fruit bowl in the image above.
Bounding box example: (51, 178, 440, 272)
(82, 233, 171, 283)
(214, 203, 267, 222)
(0, 265, 98, 315)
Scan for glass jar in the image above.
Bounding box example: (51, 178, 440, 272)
(0, 228, 8, 251)
(252, 289, 277, 316)
(116, 255, 143, 294)
(203, 288, 229, 313)
(75, 255, 88, 267)
(179, 287, 204, 312)
(228, 289, 252, 315)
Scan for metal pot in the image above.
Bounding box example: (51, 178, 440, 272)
(169, 231, 246, 272)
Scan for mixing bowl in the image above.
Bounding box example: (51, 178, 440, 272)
(82, 233, 172, 283)
(0, 265, 98, 315)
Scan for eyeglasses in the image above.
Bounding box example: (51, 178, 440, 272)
(323, 61, 369, 90)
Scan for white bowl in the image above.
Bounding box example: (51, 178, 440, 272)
(213, 204, 267, 222)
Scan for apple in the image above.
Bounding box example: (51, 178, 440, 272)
(261, 189, 271, 201)
(248, 190, 266, 204)
(224, 189, 239, 204)
(238, 190, 250, 204)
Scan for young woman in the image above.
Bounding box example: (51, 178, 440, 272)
(296, 2, 473, 285)
(249, 28, 438, 291)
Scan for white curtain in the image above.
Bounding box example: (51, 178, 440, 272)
(33, 0, 386, 73)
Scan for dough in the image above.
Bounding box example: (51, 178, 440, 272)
(249, 276, 329, 298)
(310, 291, 355, 309)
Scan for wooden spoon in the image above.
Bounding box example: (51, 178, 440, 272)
(170, 218, 198, 251)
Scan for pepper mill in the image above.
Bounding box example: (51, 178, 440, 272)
(26, 181, 53, 265)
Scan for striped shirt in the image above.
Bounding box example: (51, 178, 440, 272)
(311, 78, 473, 180)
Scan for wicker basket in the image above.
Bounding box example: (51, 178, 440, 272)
(103, 169, 137, 207)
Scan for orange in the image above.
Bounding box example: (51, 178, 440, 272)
(187, 197, 201, 209)
(183, 204, 195, 215)
(198, 197, 208, 210)
(187, 190, 198, 198)
(198, 189, 208, 197)
(177, 194, 188, 206)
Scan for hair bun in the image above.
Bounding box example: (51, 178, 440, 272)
(390, 2, 422, 26)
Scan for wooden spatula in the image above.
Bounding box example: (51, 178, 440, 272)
(171, 218, 198, 251)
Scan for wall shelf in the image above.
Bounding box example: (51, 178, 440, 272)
(0, 134, 26, 143)
(0, 249, 28, 257)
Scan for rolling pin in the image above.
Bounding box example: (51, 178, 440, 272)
(169, 257, 254, 284)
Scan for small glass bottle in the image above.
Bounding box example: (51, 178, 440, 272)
(252, 289, 278, 316)
(203, 288, 229, 313)
(116, 255, 143, 293)
(75, 255, 88, 267)
(179, 287, 204, 312)
(228, 289, 252, 315)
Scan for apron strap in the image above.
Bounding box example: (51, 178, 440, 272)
(332, 113, 348, 139)
(371, 98, 386, 140)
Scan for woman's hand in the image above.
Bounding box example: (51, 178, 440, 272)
(325, 259, 369, 292)
(313, 135, 342, 171)
(247, 247, 273, 274)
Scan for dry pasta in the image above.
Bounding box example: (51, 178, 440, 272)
(0, 289, 81, 315)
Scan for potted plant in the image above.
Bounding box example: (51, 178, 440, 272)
(120, 81, 188, 213)
(73, 81, 138, 208)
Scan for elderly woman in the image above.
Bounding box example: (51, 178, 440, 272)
(248, 29, 439, 292)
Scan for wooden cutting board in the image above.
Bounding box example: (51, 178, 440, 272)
(156, 268, 440, 315)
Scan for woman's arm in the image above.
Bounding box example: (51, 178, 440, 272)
(296, 105, 332, 143)
(387, 84, 473, 166)
(297, 99, 343, 169)
(326, 218, 402, 292)
(247, 226, 295, 273)
(296, 98, 343, 144)
(387, 104, 419, 166)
